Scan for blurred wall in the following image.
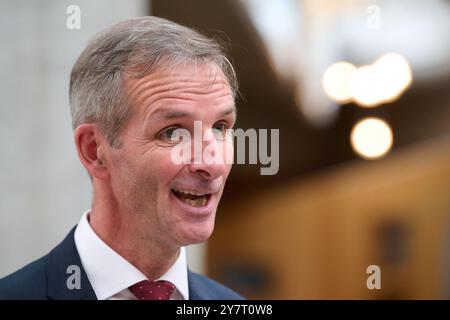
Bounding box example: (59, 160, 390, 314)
(210, 135, 450, 299)
(0, 0, 152, 277)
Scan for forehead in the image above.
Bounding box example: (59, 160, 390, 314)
(123, 62, 234, 112)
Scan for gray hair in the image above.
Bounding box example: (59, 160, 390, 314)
(69, 16, 238, 147)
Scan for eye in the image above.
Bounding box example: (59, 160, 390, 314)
(158, 126, 182, 142)
(212, 121, 230, 140)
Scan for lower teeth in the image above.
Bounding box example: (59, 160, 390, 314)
(182, 197, 207, 207)
(172, 190, 208, 207)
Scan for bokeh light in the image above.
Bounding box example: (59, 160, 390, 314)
(323, 53, 413, 108)
(350, 117, 394, 159)
(322, 61, 357, 103)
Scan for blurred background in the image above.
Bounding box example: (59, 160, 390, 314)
(1, 0, 449, 299)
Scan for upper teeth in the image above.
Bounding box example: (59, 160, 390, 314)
(173, 189, 206, 196)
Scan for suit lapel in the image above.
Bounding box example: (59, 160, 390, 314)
(46, 227, 97, 300)
(188, 270, 202, 300)
(188, 270, 214, 300)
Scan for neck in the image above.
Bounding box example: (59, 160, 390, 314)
(88, 179, 179, 280)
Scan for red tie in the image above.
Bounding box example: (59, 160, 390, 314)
(129, 280, 175, 300)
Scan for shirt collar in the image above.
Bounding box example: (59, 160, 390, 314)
(74, 210, 189, 300)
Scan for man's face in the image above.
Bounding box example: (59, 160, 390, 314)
(103, 63, 236, 248)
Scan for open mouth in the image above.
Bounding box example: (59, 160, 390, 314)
(171, 188, 212, 207)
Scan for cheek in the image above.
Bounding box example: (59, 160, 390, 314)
(151, 149, 184, 184)
(109, 146, 182, 201)
(222, 139, 234, 169)
(111, 155, 144, 195)
(109, 147, 154, 189)
(224, 162, 233, 179)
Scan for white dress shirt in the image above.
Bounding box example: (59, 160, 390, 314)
(74, 210, 189, 300)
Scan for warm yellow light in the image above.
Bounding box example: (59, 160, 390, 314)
(350, 117, 393, 160)
(320, 53, 415, 108)
(373, 53, 413, 104)
(322, 62, 357, 103)
(350, 53, 413, 107)
(350, 65, 381, 107)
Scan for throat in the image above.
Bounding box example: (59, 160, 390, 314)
(88, 210, 180, 280)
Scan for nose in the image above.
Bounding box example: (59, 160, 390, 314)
(187, 128, 229, 181)
(188, 162, 225, 181)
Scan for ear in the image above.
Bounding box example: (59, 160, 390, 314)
(74, 124, 110, 180)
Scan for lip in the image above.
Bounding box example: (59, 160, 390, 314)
(170, 190, 216, 218)
(171, 186, 220, 195)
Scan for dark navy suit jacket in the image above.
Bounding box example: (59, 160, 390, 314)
(0, 227, 243, 300)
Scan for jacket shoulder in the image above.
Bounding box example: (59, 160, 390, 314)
(0, 254, 49, 299)
(188, 271, 245, 300)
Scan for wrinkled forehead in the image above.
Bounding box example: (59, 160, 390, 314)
(121, 62, 236, 125)
(123, 61, 233, 102)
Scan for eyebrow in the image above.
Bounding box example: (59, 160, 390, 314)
(147, 105, 237, 122)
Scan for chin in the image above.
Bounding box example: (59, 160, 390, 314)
(175, 221, 215, 245)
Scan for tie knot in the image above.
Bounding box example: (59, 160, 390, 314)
(129, 280, 175, 300)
